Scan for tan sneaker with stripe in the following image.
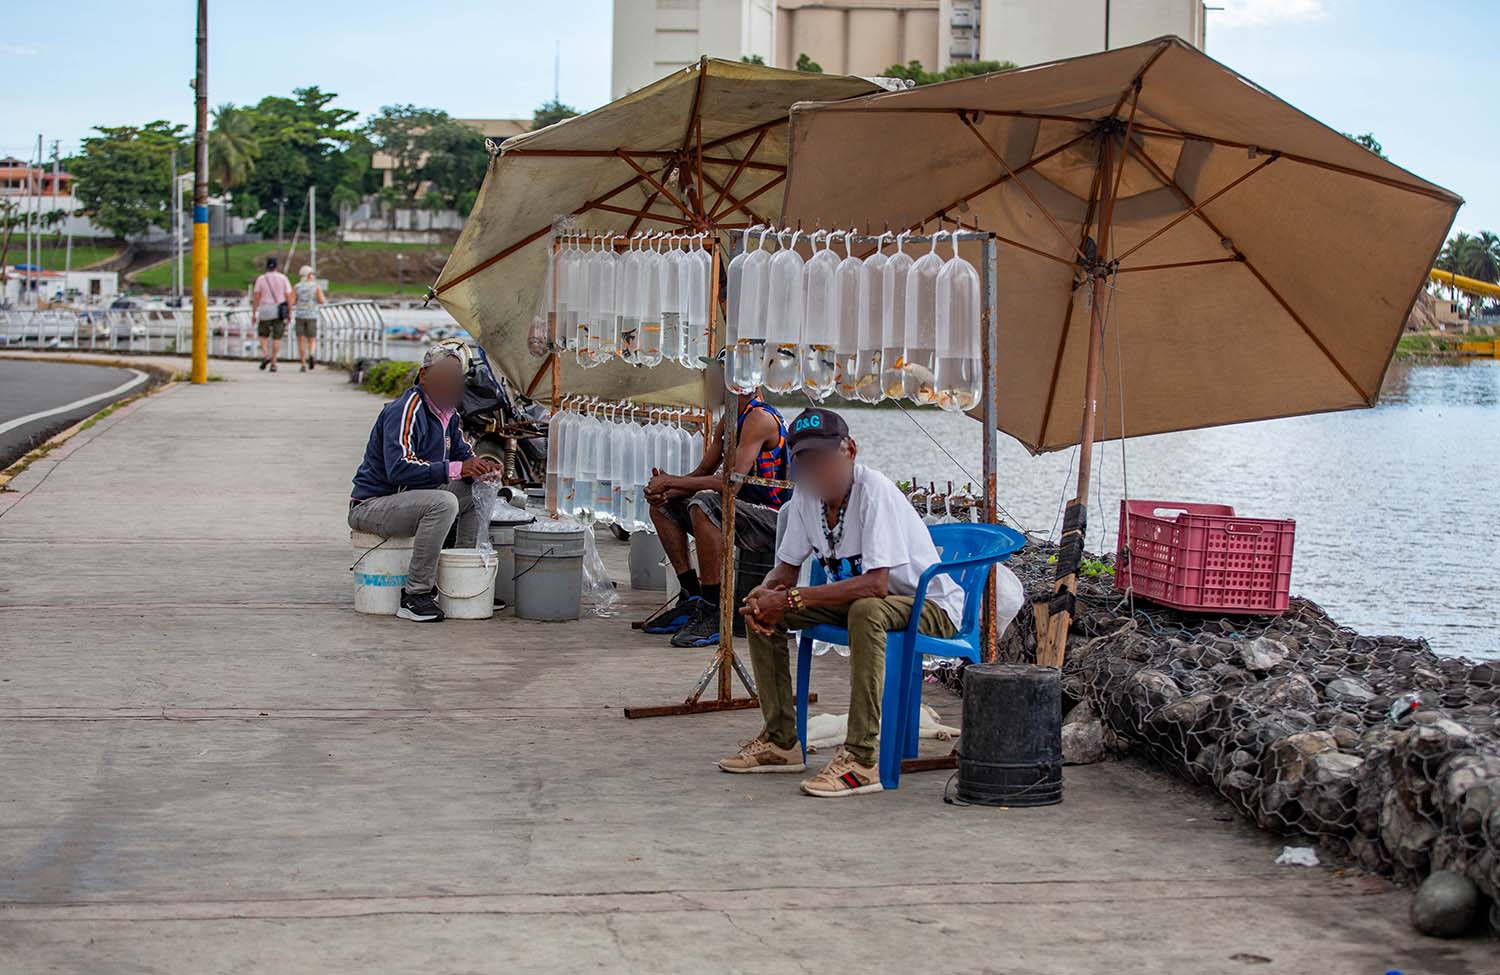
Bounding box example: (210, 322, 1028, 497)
(800, 748, 883, 797)
(718, 733, 806, 774)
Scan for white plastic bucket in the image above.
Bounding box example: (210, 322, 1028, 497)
(351, 531, 415, 615)
(628, 531, 670, 591)
(436, 547, 499, 620)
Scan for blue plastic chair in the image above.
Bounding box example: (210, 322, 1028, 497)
(793, 522, 1027, 789)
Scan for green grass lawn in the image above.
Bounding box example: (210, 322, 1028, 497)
(131, 240, 448, 295)
(3, 242, 121, 270)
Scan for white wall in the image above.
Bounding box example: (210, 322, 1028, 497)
(612, 0, 776, 98)
(976, 0, 1202, 68)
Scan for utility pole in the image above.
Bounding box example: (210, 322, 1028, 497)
(191, 0, 209, 383)
(309, 185, 317, 279)
(171, 148, 179, 302)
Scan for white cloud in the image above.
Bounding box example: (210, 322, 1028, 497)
(1215, 0, 1328, 28)
(1, 43, 39, 56)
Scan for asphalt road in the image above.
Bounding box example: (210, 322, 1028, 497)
(0, 359, 150, 468)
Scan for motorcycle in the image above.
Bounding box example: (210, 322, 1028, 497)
(430, 339, 549, 503)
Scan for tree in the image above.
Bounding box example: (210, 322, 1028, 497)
(68, 121, 188, 239)
(532, 98, 579, 130)
(365, 104, 449, 205)
(237, 87, 362, 238)
(419, 118, 490, 215)
(1342, 132, 1386, 158)
(739, 54, 766, 66)
(881, 59, 1017, 86)
(795, 52, 823, 73)
(208, 103, 260, 269)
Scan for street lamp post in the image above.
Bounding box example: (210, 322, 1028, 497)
(191, 0, 209, 383)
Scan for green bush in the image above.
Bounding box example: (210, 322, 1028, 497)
(361, 360, 418, 398)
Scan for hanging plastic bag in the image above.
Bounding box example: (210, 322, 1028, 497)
(471, 477, 502, 555)
(580, 521, 621, 617)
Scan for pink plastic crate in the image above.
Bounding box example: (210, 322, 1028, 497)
(1114, 500, 1295, 615)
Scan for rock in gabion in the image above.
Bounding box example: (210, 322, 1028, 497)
(1411, 870, 1480, 938)
(994, 539, 1500, 933)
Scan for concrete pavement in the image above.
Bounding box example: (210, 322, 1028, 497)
(0, 357, 1490, 974)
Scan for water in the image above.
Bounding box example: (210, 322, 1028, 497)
(839, 358, 1500, 660)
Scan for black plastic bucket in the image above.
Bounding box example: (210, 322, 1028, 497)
(957, 663, 1063, 807)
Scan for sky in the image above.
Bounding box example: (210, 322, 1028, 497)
(1, 0, 1494, 232)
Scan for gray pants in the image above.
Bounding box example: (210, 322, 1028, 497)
(348, 480, 478, 593)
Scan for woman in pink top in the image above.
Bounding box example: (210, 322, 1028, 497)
(251, 256, 293, 372)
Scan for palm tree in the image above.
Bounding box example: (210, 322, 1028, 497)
(208, 103, 260, 270)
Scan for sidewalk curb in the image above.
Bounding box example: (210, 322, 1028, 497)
(0, 354, 185, 490)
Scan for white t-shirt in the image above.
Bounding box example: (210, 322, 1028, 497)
(777, 463, 965, 629)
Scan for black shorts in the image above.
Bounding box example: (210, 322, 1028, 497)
(659, 489, 779, 554)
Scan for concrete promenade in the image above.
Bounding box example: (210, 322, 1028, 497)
(0, 357, 1488, 973)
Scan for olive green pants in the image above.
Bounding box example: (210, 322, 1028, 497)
(748, 595, 957, 766)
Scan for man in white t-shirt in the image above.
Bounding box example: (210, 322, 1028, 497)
(722, 407, 961, 797)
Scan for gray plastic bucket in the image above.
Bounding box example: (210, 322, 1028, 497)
(628, 531, 670, 591)
(513, 524, 586, 621)
(489, 525, 518, 606)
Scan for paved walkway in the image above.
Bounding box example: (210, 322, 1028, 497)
(0, 358, 1488, 973)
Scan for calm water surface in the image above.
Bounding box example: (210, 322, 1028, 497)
(842, 359, 1500, 660)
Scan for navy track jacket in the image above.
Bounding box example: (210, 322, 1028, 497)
(351, 386, 475, 500)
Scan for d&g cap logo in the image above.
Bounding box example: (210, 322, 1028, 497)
(793, 414, 823, 433)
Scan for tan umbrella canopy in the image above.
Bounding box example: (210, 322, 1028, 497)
(782, 36, 1460, 450)
(778, 36, 1461, 663)
(432, 58, 880, 406)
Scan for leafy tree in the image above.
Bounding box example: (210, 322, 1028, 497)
(739, 54, 766, 65)
(532, 98, 579, 130)
(365, 104, 449, 205)
(68, 121, 188, 239)
(208, 104, 260, 269)
(236, 87, 362, 237)
(795, 52, 823, 73)
(419, 118, 490, 215)
(1342, 131, 1386, 158)
(882, 58, 1017, 86)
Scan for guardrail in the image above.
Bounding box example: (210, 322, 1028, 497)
(0, 300, 387, 366)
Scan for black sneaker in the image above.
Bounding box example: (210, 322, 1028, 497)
(397, 588, 445, 622)
(671, 597, 721, 648)
(641, 592, 695, 634)
(307, 357, 316, 371)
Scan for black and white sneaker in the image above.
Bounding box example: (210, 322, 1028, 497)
(398, 588, 445, 622)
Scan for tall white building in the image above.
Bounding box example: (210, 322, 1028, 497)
(612, 0, 777, 99)
(941, 0, 1206, 68)
(610, 1, 1205, 98)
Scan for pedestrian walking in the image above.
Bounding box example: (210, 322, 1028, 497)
(290, 265, 327, 372)
(251, 257, 293, 372)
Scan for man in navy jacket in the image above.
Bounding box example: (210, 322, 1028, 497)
(348, 345, 500, 621)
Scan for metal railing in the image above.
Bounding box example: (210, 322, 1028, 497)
(0, 300, 387, 366)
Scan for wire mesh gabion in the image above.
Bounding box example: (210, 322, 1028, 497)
(983, 539, 1500, 931)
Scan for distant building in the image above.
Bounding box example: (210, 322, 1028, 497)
(2, 266, 118, 307)
(611, 0, 1204, 97)
(0, 157, 73, 196)
(370, 118, 530, 191)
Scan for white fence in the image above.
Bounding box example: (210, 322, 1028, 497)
(0, 300, 387, 367)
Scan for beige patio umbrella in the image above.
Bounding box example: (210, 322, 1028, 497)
(431, 57, 880, 406)
(778, 36, 1461, 664)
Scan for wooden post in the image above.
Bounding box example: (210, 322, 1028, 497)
(1038, 135, 1118, 669)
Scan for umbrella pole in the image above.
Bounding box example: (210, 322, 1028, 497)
(1037, 135, 1118, 669)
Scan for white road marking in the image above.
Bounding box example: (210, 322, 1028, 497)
(0, 368, 149, 437)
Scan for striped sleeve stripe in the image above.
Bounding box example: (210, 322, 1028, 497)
(397, 393, 427, 466)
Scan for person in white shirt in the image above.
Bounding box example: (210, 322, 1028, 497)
(723, 407, 961, 797)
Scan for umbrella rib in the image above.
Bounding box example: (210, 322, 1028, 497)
(1123, 138, 1371, 401)
(708, 129, 768, 222)
(1037, 140, 1109, 448)
(615, 151, 699, 224)
(710, 172, 785, 225)
(627, 190, 662, 235)
(701, 168, 770, 225)
(701, 156, 784, 173)
(1109, 39, 1171, 117)
(701, 118, 786, 154)
(433, 172, 649, 296)
(1125, 123, 1459, 204)
(826, 107, 1100, 126)
(592, 201, 693, 227)
(960, 113, 1088, 264)
(1113, 153, 1280, 264)
(1116, 256, 1242, 273)
(992, 233, 1078, 266)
